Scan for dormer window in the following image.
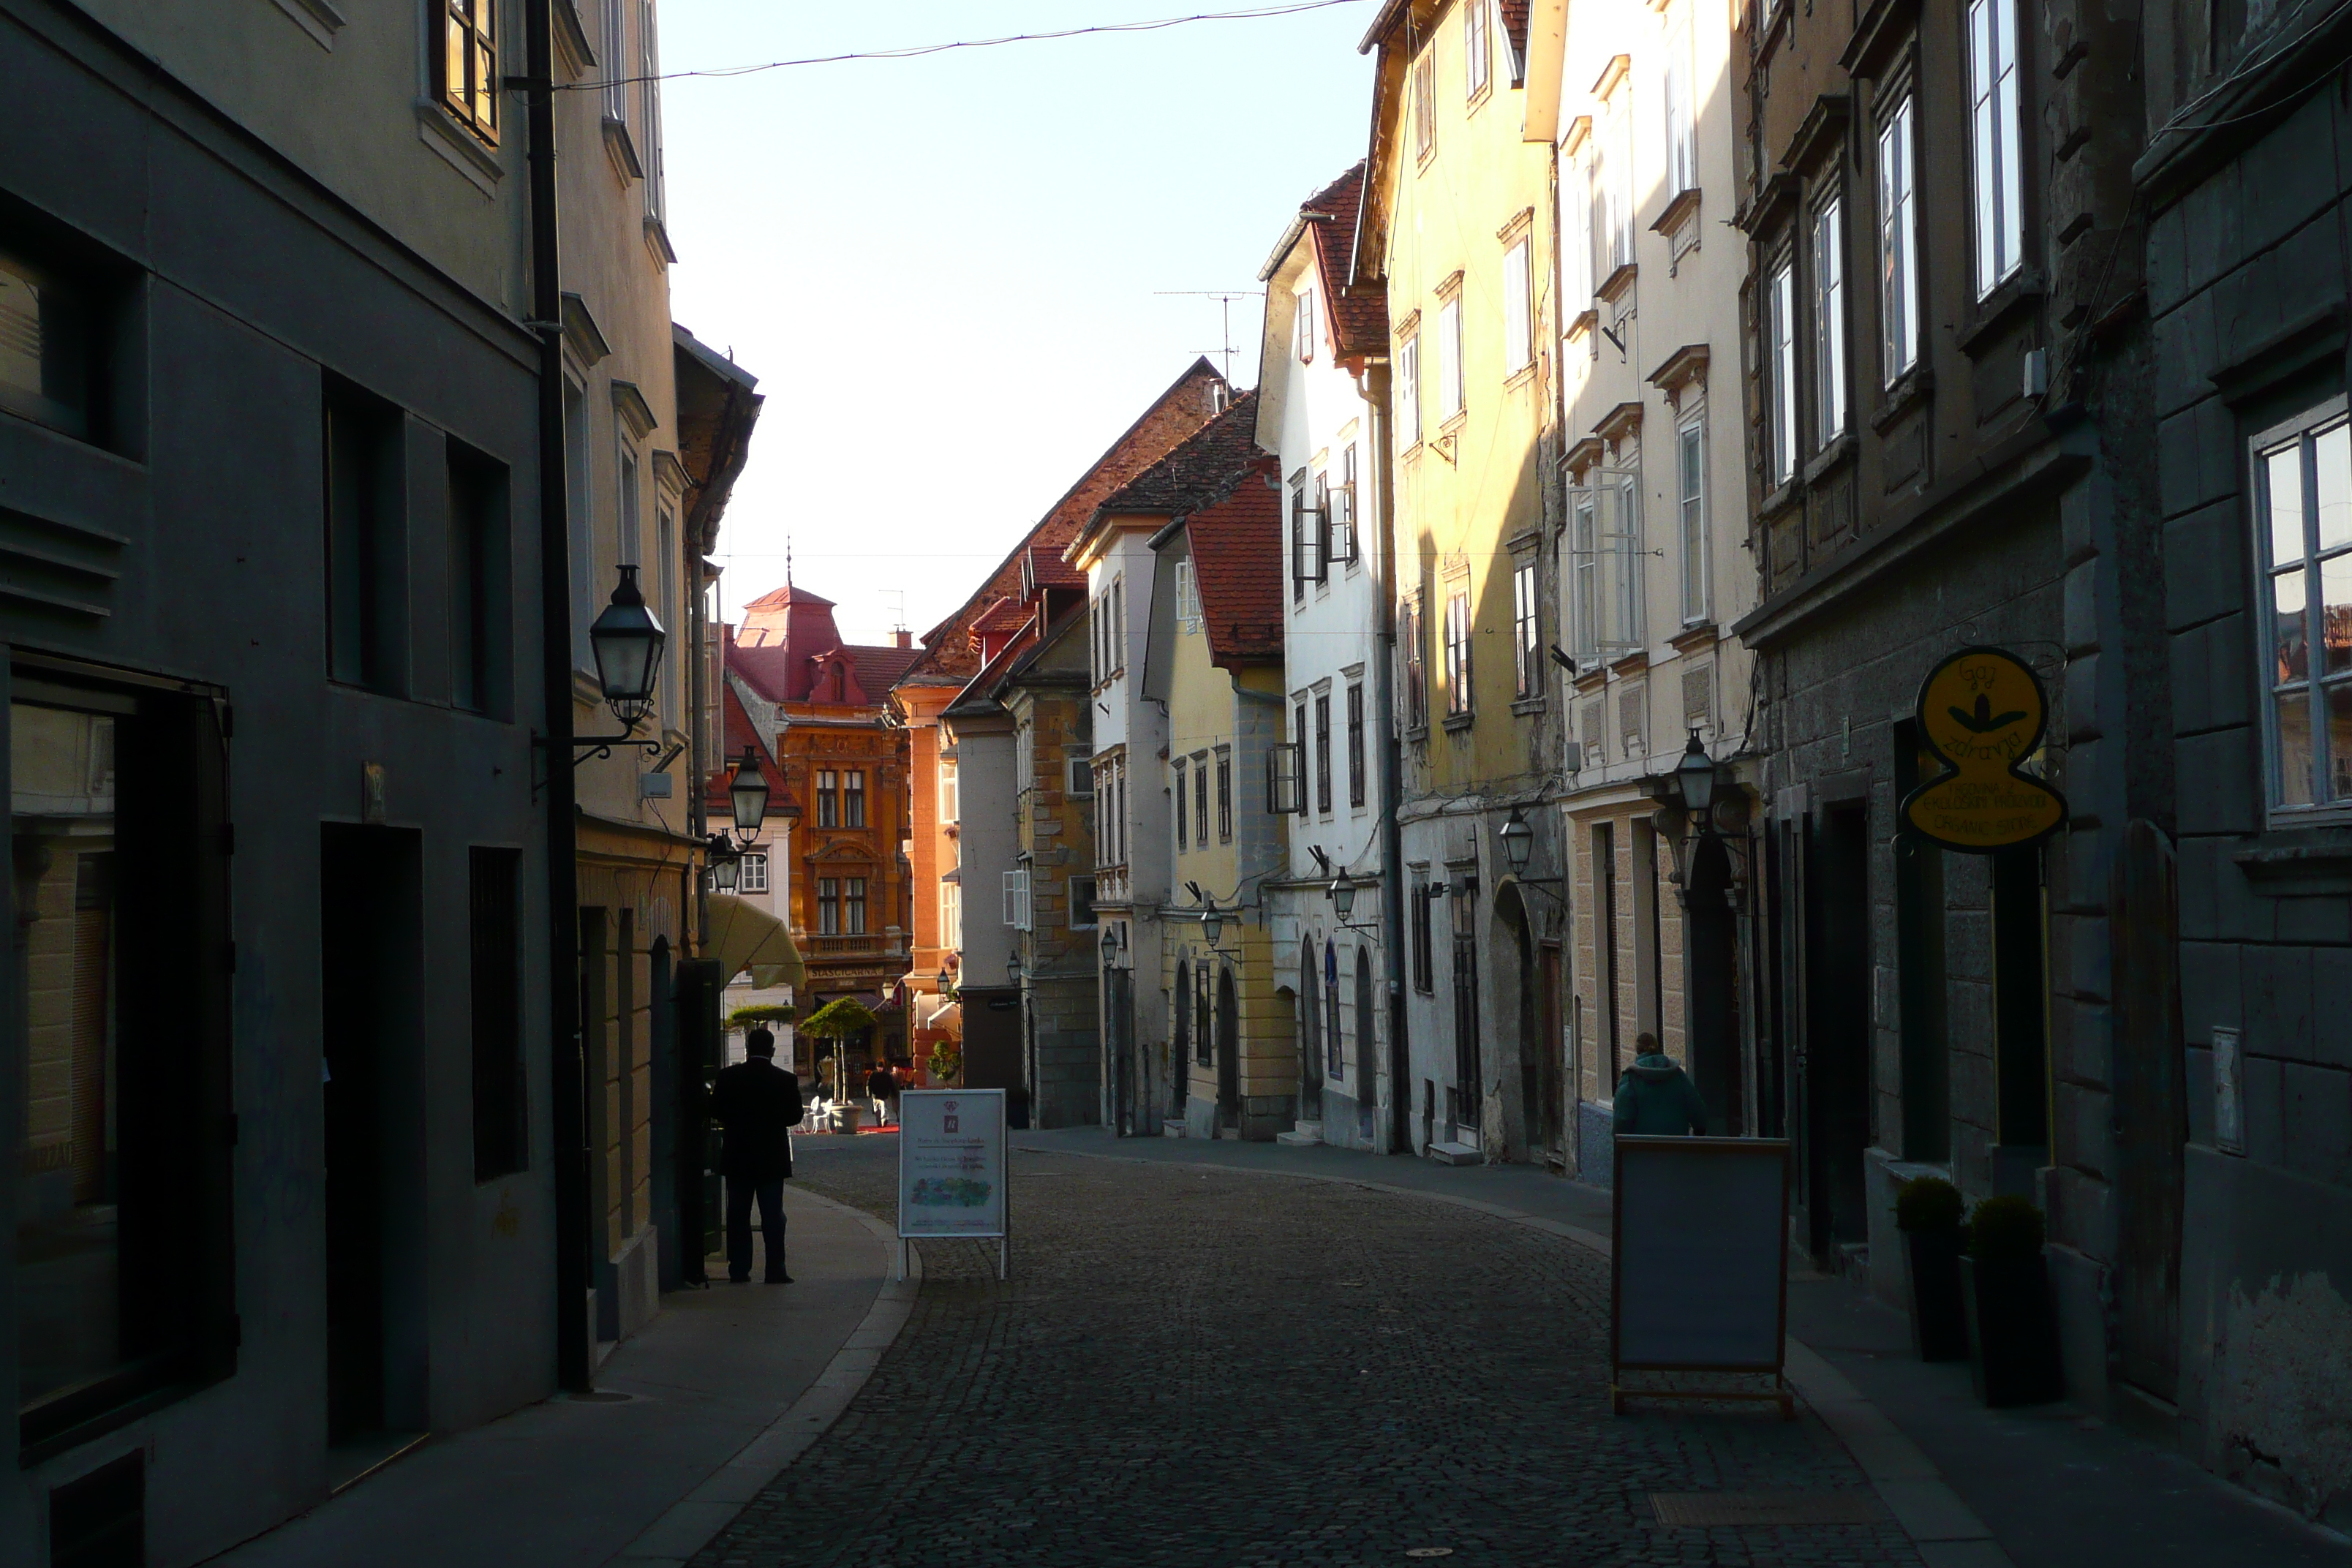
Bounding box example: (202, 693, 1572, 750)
(1296, 286, 1318, 363)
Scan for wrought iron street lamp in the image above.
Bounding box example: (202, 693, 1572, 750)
(553, 565, 669, 762)
(1006, 951, 1023, 988)
(1676, 730, 1717, 832)
(710, 853, 739, 893)
(1499, 809, 1535, 872)
(1200, 899, 1225, 949)
(727, 744, 769, 849)
(1330, 874, 1358, 919)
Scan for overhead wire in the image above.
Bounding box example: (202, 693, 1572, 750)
(561, 0, 1376, 91)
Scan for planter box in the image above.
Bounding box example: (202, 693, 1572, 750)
(1960, 1253, 2063, 1407)
(1904, 1228, 1970, 1362)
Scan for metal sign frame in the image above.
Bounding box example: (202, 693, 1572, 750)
(895, 1088, 1010, 1281)
(1610, 1135, 1794, 1418)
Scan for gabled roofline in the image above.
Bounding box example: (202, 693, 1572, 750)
(913, 355, 1225, 657)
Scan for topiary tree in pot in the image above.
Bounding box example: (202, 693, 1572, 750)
(1961, 1194, 2064, 1406)
(1895, 1175, 1970, 1362)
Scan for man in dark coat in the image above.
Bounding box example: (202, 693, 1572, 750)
(866, 1060, 899, 1126)
(711, 1028, 804, 1283)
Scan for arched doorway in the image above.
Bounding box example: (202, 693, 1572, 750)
(1353, 948, 1377, 1145)
(1172, 960, 1191, 1119)
(1491, 883, 1548, 1161)
(1215, 968, 1239, 1135)
(1685, 833, 1741, 1135)
(1297, 941, 1323, 1123)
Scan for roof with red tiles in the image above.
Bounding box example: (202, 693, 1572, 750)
(894, 358, 1228, 691)
(742, 581, 834, 611)
(1169, 455, 1286, 671)
(729, 633, 919, 709)
(1499, 0, 1530, 61)
(706, 681, 801, 819)
(1301, 164, 1389, 356)
(1091, 390, 1264, 520)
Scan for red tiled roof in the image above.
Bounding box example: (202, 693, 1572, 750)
(1095, 391, 1264, 519)
(896, 358, 1228, 690)
(1181, 456, 1286, 670)
(1499, 0, 1530, 62)
(1303, 162, 1388, 356)
(706, 682, 800, 818)
(971, 597, 1028, 635)
(730, 636, 918, 709)
(743, 581, 834, 611)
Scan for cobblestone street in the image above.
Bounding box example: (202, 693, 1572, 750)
(690, 1140, 1921, 1568)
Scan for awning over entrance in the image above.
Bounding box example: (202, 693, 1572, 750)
(706, 894, 804, 990)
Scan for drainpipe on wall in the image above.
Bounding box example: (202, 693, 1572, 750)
(1363, 364, 1412, 1157)
(522, 0, 592, 1395)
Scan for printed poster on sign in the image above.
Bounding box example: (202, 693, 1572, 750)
(896, 1088, 1007, 1239)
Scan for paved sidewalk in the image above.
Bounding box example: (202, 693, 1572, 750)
(1013, 1126, 2346, 1568)
(211, 1184, 892, 1568)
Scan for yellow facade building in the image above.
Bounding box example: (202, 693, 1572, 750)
(1361, 0, 1568, 1162)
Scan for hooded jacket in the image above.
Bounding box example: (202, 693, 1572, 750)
(1611, 1053, 1708, 1136)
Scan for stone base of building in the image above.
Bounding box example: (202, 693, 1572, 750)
(1575, 1101, 1616, 1188)
(595, 1221, 662, 1349)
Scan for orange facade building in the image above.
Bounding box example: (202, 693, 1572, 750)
(724, 581, 921, 1070)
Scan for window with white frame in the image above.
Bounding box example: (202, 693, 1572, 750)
(1678, 415, 1708, 623)
(1443, 589, 1474, 716)
(843, 768, 866, 827)
(638, 0, 666, 227)
(938, 759, 958, 823)
(617, 442, 641, 566)
(1503, 238, 1532, 376)
(1332, 445, 1359, 565)
(1568, 149, 1595, 313)
(1173, 758, 1188, 848)
(1109, 576, 1123, 663)
(818, 877, 840, 935)
(1812, 196, 1848, 445)
(1413, 48, 1436, 159)
(1314, 696, 1333, 814)
(1767, 255, 1798, 485)
(1464, 0, 1490, 97)
(1346, 682, 1366, 807)
(1599, 91, 1635, 276)
(1403, 597, 1428, 728)
(1296, 285, 1318, 363)
(1513, 557, 1542, 698)
(844, 876, 867, 935)
(1175, 560, 1201, 633)
(1878, 97, 1921, 382)
(2255, 405, 2352, 812)
(1612, 467, 1643, 652)
(1217, 747, 1235, 840)
(1666, 26, 1697, 195)
(1967, 0, 2024, 296)
(1398, 330, 1422, 445)
(739, 851, 768, 893)
(1002, 870, 1030, 931)
(1193, 755, 1210, 848)
(603, 0, 629, 122)
(940, 881, 961, 948)
(1572, 487, 1599, 658)
(815, 769, 838, 828)
(1067, 743, 1093, 797)
(1438, 294, 1464, 418)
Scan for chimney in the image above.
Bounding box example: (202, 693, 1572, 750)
(892, 629, 913, 649)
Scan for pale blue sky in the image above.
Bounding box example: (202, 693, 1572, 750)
(660, 1, 1377, 644)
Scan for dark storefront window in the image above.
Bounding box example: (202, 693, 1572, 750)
(13, 666, 233, 1460)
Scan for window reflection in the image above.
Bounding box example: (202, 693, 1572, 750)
(13, 701, 121, 1411)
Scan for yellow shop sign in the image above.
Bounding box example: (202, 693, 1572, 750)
(1901, 646, 2067, 853)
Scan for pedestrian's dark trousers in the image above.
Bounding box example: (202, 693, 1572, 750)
(726, 1176, 788, 1281)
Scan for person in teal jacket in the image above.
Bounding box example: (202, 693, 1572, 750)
(1612, 1033, 1708, 1135)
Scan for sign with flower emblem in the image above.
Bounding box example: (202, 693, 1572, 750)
(1901, 647, 2067, 852)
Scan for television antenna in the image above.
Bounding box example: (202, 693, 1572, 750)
(1156, 289, 1263, 383)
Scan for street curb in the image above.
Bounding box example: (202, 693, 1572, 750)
(1017, 1142, 2016, 1568)
(607, 1185, 924, 1567)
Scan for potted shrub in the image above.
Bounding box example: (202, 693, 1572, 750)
(1960, 1194, 2063, 1406)
(1895, 1175, 1969, 1362)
